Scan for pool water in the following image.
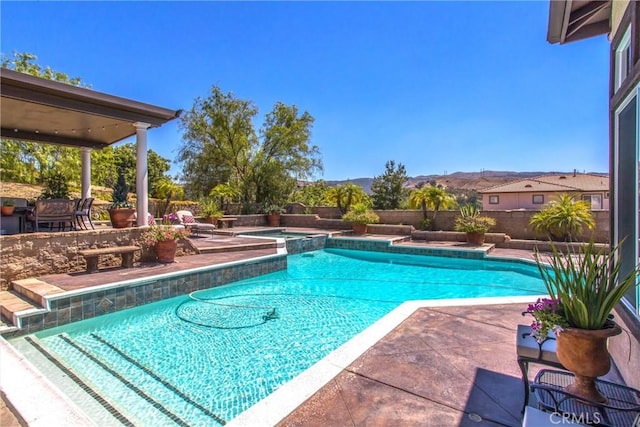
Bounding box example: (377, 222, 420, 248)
(21, 249, 545, 426)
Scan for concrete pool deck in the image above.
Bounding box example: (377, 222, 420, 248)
(0, 234, 602, 426)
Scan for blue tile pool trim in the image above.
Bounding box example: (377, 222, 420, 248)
(325, 237, 488, 259)
(16, 255, 287, 335)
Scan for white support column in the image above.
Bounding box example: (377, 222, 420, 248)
(134, 122, 151, 226)
(80, 147, 92, 199)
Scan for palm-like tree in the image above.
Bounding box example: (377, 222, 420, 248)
(209, 183, 240, 212)
(530, 193, 595, 241)
(154, 179, 185, 215)
(325, 183, 368, 215)
(409, 185, 457, 225)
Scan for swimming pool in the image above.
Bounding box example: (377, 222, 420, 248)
(11, 249, 546, 426)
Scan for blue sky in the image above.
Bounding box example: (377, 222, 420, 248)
(1, 1, 609, 181)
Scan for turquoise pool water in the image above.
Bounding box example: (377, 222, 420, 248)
(23, 249, 545, 426)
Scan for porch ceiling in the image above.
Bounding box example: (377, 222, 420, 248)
(0, 68, 181, 149)
(547, 0, 611, 44)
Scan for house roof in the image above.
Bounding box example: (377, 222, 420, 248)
(0, 68, 181, 149)
(547, 0, 611, 44)
(478, 173, 609, 194)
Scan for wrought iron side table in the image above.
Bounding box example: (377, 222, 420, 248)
(532, 369, 640, 427)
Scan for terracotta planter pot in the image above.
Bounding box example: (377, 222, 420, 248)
(556, 322, 622, 402)
(352, 223, 367, 235)
(108, 208, 136, 228)
(155, 239, 178, 263)
(465, 232, 485, 245)
(1, 206, 15, 216)
(267, 213, 281, 227)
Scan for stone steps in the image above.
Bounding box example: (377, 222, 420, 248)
(0, 290, 43, 329)
(0, 279, 65, 331)
(11, 278, 65, 308)
(197, 241, 278, 254)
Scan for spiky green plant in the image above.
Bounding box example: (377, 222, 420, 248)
(454, 204, 495, 233)
(535, 241, 639, 330)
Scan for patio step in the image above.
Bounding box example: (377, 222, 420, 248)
(11, 278, 65, 308)
(197, 241, 278, 254)
(0, 290, 41, 329)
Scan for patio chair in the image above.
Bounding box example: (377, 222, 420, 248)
(33, 199, 76, 232)
(175, 210, 217, 236)
(74, 197, 95, 230)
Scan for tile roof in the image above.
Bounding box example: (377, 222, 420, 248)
(478, 173, 608, 194)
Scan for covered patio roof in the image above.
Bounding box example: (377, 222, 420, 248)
(547, 0, 611, 44)
(1, 68, 180, 149)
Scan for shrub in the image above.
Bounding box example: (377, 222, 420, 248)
(342, 203, 380, 225)
(110, 169, 133, 209)
(199, 198, 223, 219)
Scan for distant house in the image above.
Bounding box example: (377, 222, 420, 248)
(478, 173, 609, 211)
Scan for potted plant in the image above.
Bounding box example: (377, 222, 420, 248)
(1, 200, 15, 216)
(141, 216, 190, 263)
(264, 204, 285, 227)
(454, 205, 496, 245)
(199, 198, 223, 224)
(342, 203, 380, 235)
(107, 169, 136, 228)
(527, 241, 639, 402)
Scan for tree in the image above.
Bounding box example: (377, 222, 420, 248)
(530, 194, 595, 241)
(178, 86, 258, 202)
(178, 86, 322, 211)
(290, 180, 329, 207)
(409, 183, 457, 227)
(209, 183, 240, 211)
(371, 160, 409, 210)
(325, 183, 369, 215)
(251, 102, 322, 205)
(154, 178, 185, 214)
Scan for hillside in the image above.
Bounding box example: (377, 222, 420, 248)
(326, 170, 607, 193)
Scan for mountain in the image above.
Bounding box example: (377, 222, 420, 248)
(325, 170, 607, 194)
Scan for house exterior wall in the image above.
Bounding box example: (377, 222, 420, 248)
(481, 191, 609, 211)
(609, 1, 640, 316)
(610, 0, 630, 41)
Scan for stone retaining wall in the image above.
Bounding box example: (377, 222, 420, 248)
(281, 215, 351, 230)
(0, 229, 196, 290)
(233, 214, 268, 227)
